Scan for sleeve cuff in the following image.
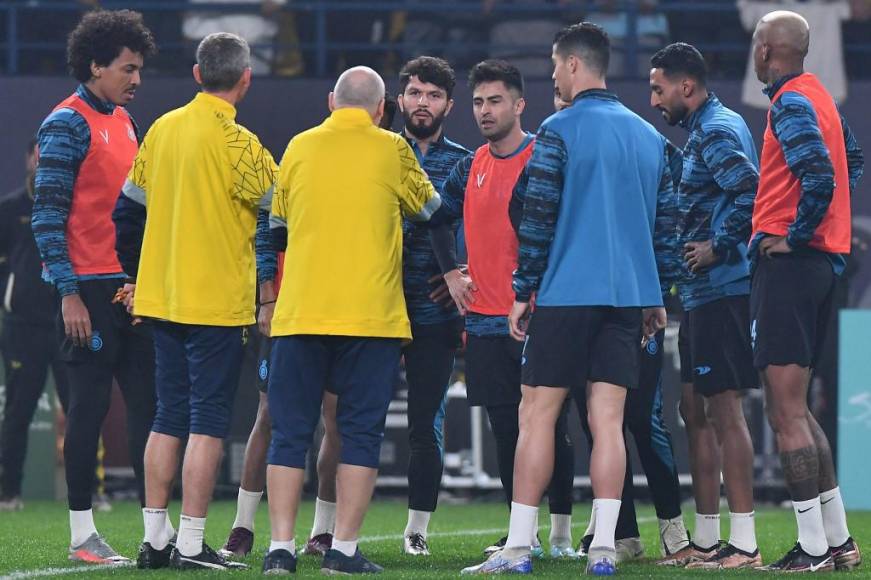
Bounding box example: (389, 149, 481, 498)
(56, 278, 79, 297)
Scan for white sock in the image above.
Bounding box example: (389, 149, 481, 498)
(69, 509, 98, 547)
(505, 502, 538, 549)
(333, 538, 357, 557)
(231, 488, 262, 532)
(165, 512, 176, 541)
(793, 497, 828, 557)
(143, 508, 173, 550)
(311, 497, 337, 537)
(550, 513, 572, 547)
(177, 514, 206, 557)
(583, 506, 596, 538)
(404, 509, 432, 539)
(269, 539, 295, 554)
(694, 513, 720, 550)
(590, 499, 621, 551)
(820, 487, 850, 547)
(728, 511, 757, 553)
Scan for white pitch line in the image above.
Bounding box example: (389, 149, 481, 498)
(2, 516, 659, 579)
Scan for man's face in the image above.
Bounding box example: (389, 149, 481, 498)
(551, 47, 573, 103)
(398, 75, 453, 140)
(472, 80, 522, 143)
(649, 68, 688, 126)
(91, 47, 144, 106)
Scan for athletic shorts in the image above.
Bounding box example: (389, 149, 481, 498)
(267, 335, 401, 469)
(520, 306, 642, 397)
(257, 336, 272, 393)
(465, 334, 523, 407)
(678, 321, 693, 384)
(56, 277, 151, 365)
(682, 295, 758, 397)
(151, 322, 245, 439)
(750, 251, 837, 369)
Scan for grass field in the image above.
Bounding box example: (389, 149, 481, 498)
(1, 500, 869, 578)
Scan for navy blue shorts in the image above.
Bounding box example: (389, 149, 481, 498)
(151, 322, 246, 439)
(267, 335, 401, 469)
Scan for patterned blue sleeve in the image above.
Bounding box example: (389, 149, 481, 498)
(770, 92, 836, 249)
(655, 140, 683, 296)
(31, 108, 90, 296)
(428, 153, 472, 226)
(256, 206, 277, 283)
(698, 129, 759, 258)
(513, 126, 566, 303)
(841, 112, 864, 196)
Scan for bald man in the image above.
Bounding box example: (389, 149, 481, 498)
(750, 11, 864, 573)
(261, 66, 441, 575)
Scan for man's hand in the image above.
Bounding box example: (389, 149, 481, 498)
(427, 274, 454, 309)
(642, 307, 667, 343)
(121, 283, 136, 314)
(759, 235, 792, 258)
(258, 302, 275, 337)
(684, 240, 717, 274)
(62, 293, 92, 347)
(508, 300, 532, 342)
(442, 268, 477, 315)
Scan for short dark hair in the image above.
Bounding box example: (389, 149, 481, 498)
(468, 59, 524, 96)
(553, 22, 610, 77)
(398, 56, 456, 99)
(67, 10, 156, 82)
(650, 42, 708, 86)
(380, 92, 398, 130)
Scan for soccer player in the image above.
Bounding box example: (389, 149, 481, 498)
(461, 22, 679, 576)
(647, 42, 762, 569)
(393, 56, 471, 556)
(115, 33, 277, 570)
(748, 11, 863, 572)
(31, 9, 156, 564)
(217, 94, 399, 560)
(262, 66, 441, 575)
(430, 60, 577, 559)
(530, 86, 690, 564)
(0, 139, 70, 511)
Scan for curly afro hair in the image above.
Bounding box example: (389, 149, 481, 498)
(67, 10, 156, 82)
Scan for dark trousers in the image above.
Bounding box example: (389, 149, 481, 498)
(577, 329, 681, 539)
(403, 321, 461, 512)
(59, 279, 156, 511)
(1, 316, 69, 498)
(486, 401, 575, 515)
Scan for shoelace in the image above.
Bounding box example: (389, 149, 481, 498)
(770, 544, 803, 568)
(409, 534, 428, 550)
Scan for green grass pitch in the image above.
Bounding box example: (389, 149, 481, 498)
(1, 500, 869, 578)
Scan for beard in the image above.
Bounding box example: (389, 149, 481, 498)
(404, 109, 446, 140)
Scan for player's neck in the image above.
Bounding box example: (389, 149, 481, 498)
(405, 126, 443, 157)
(488, 124, 526, 158)
(765, 63, 804, 88)
(204, 89, 240, 107)
(568, 76, 607, 101)
(685, 89, 710, 118)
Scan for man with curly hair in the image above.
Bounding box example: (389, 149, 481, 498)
(31, 9, 156, 565)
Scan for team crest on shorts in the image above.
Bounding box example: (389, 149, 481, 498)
(645, 337, 658, 355)
(259, 360, 269, 381)
(88, 331, 103, 352)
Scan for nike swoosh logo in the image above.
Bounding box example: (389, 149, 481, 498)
(821, 497, 835, 505)
(798, 507, 815, 514)
(809, 556, 832, 572)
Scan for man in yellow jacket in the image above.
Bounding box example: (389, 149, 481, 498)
(262, 66, 441, 575)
